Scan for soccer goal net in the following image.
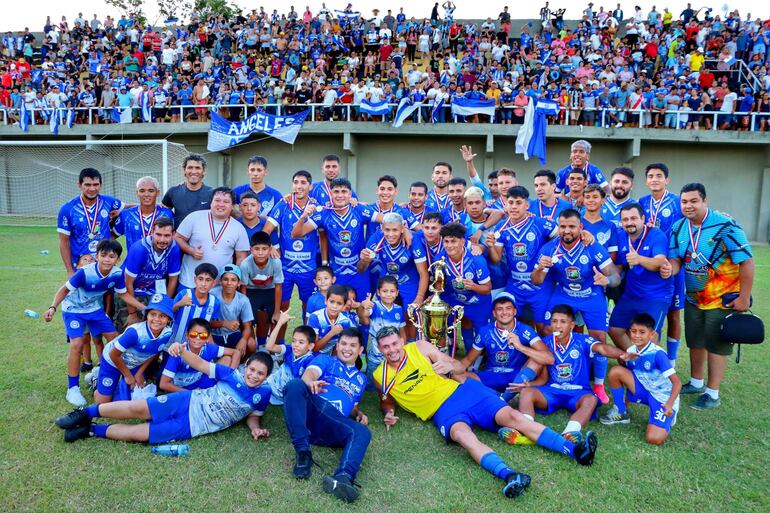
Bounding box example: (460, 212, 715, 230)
(0, 140, 189, 226)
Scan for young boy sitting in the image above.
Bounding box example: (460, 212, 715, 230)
(265, 309, 318, 405)
(211, 264, 256, 357)
(600, 313, 681, 445)
(305, 265, 335, 321)
(240, 231, 284, 349)
(160, 318, 240, 392)
(169, 263, 221, 343)
(307, 284, 357, 354)
(44, 240, 148, 407)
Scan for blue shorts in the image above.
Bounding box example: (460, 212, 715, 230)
(282, 270, 316, 303)
(546, 291, 608, 331)
(609, 297, 669, 334)
(476, 369, 519, 392)
(147, 391, 194, 443)
(62, 310, 116, 339)
(431, 378, 507, 440)
(336, 273, 370, 301)
(507, 286, 551, 324)
(95, 362, 139, 397)
(628, 374, 677, 432)
(397, 281, 419, 307)
(534, 385, 597, 416)
(213, 331, 242, 348)
(669, 271, 685, 312)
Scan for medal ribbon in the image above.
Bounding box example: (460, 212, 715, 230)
(208, 213, 230, 246)
(434, 189, 449, 210)
(687, 209, 709, 261)
(556, 331, 573, 354)
(426, 238, 443, 265)
(372, 235, 386, 254)
(495, 320, 516, 343)
(447, 249, 465, 280)
(629, 225, 648, 253)
(648, 191, 668, 227)
(140, 206, 158, 239)
(381, 351, 408, 399)
(539, 200, 557, 219)
(80, 195, 101, 236)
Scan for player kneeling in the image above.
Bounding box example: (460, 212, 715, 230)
(600, 313, 681, 445)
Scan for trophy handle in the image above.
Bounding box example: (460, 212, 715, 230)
(407, 303, 423, 332)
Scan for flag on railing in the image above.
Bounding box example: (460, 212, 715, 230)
(515, 98, 559, 165)
(431, 97, 445, 123)
(392, 97, 423, 128)
(19, 101, 28, 132)
(49, 108, 60, 135)
(140, 91, 152, 122)
(450, 97, 496, 118)
(360, 99, 392, 117)
(207, 109, 309, 152)
(66, 108, 75, 128)
(111, 107, 132, 124)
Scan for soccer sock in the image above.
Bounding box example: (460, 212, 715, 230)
(592, 354, 608, 384)
(461, 328, 475, 353)
(611, 387, 627, 414)
(690, 377, 705, 388)
(84, 404, 101, 418)
(563, 420, 582, 434)
(479, 451, 514, 482)
(67, 375, 79, 389)
(536, 427, 575, 459)
(704, 387, 719, 400)
(666, 338, 680, 362)
(90, 423, 110, 438)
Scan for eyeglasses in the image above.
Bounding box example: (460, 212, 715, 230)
(187, 332, 209, 340)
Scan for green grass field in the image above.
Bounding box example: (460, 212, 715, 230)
(0, 225, 767, 513)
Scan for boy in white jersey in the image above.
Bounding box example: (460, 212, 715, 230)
(601, 313, 681, 445)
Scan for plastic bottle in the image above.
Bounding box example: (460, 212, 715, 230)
(151, 444, 190, 456)
(40, 250, 50, 255)
(24, 309, 40, 318)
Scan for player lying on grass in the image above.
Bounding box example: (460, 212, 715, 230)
(54, 346, 273, 444)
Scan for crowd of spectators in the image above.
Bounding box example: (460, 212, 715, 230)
(1, 3, 769, 131)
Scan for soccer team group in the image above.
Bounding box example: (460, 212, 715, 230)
(48, 140, 754, 502)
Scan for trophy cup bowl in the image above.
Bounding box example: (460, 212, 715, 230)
(407, 259, 464, 353)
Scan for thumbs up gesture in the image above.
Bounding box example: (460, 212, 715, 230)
(361, 293, 374, 311)
(626, 244, 640, 268)
(593, 266, 609, 286)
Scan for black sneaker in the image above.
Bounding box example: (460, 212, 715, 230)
(502, 471, 532, 498)
(322, 474, 360, 503)
(55, 408, 90, 430)
(64, 425, 92, 443)
(293, 450, 313, 479)
(575, 430, 598, 466)
(80, 362, 94, 373)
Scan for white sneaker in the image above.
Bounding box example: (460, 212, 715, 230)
(66, 386, 87, 407)
(615, 122, 623, 127)
(85, 367, 99, 391)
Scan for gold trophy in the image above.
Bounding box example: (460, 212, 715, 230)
(407, 259, 464, 353)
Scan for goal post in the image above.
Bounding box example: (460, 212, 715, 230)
(0, 140, 189, 226)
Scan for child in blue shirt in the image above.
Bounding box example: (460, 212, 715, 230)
(357, 276, 406, 383)
(265, 309, 317, 405)
(305, 265, 336, 321)
(169, 263, 221, 343)
(307, 284, 356, 354)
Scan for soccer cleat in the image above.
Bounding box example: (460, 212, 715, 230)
(691, 393, 720, 411)
(498, 427, 535, 445)
(600, 405, 631, 425)
(55, 408, 90, 430)
(85, 368, 99, 391)
(322, 474, 361, 503)
(575, 431, 598, 466)
(680, 382, 706, 395)
(592, 383, 610, 404)
(562, 431, 582, 444)
(80, 362, 94, 373)
(66, 386, 87, 407)
(292, 450, 314, 479)
(502, 471, 532, 498)
(64, 425, 92, 443)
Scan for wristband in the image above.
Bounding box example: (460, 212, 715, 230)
(514, 367, 537, 383)
(49, 305, 57, 312)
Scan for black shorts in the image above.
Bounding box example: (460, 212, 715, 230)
(246, 288, 276, 317)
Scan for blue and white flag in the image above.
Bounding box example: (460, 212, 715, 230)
(50, 108, 59, 135)
(66, 108, 76, 128)
(450, 97, 496, 118)
(392, 97, 423, 128)
(111, 107, 133, 124)
(335, 10, 361, 20)
(19, 101, 28, 132)
(360, 99, 392, 116)
(431, 97, 445, 123)
(140, 91, 152, 122)
(31, 69, 43, 84)
(207, 109, 309, 152)
(515, 98, 560, 165)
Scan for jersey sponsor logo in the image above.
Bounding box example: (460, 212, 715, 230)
(339, 230, 352, 243)
(401, 369, 420, 383)
(513, 243, 527, 257)
(516, 261, 528, 272)
(340, 247, 352, 257)
(292, 240, 304, 251)
(566, 266, 581, 281)
(88, 240, 98, 252)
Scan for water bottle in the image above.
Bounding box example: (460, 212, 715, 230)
(151, 444, 190, 456)
(24, 309, 40, 319)
(40, 250, 50, 255)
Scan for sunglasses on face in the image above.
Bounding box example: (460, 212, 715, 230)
(187, 331, 209, 340)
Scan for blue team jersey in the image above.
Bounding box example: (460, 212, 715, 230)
(307, 354, 367, 416)
(307, 310, 357, 354)
(600, 197, 635, 227)
(310, 181, 358, 207)
(528, 198, 572, 220)
(162, 342, 224, 389)
(616, 226, 673, 301)
(367, 202, 420, 235)
(62, 263, 126, 314)
(626, 342, 679, 407)
(638, 191, 682, 235)
(539, 240, 612, 299)
(102, 321, 172, 370)
(494, 215, 556, 298)
(306, 291, 326, 318)
(542, 332, 598, 390)
(57, 194, 124, 264)
(556, 163, 608, 193)
(474, 321, 542, 372)
(232, 184, 283, 216)
(582, 217, 619, 253)
(187, 364, 272, 437)
(440, 205, 468, 225)
(266, 345, 317, 404)
(365, 231, 427, 287)
(113, 205, 174, 249)
(123, 236, 182, 296)
(425, 188, 451, 213)
(170, 289, 221, 343)
(368, 301, 406, 344)
(439, 249, 491, 305)
(267, 197, 320, 274)
(309, 204, 375, 277)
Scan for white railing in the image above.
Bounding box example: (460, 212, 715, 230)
(3, 102, 767, 132)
